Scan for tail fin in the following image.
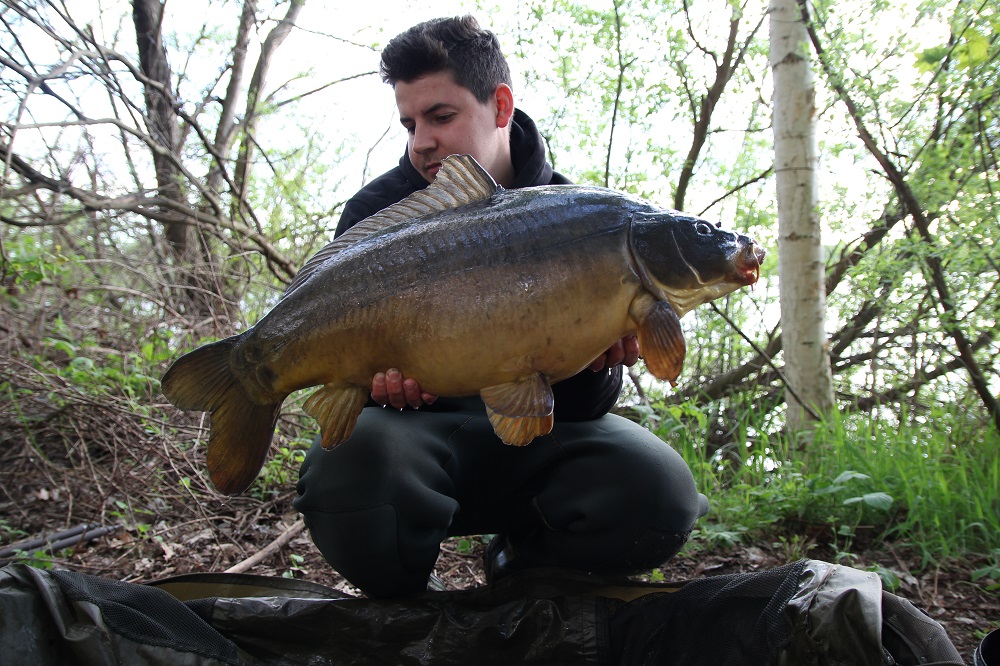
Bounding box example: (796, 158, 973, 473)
(161, 337, 283, 495)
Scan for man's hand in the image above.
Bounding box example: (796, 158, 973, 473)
(588, 335, 640, 372)
(372, 368, 438, 409)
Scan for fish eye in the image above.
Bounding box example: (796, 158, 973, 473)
(695, 221, 713, 235)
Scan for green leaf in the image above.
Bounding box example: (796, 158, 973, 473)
(861, 492, 893, 511)
(843, 492, 893, 511)
(959, 28, 990, 68)
(18, 270, 44, 284)
(832, 471, 869, 484)
(915, 46, 949, 73)
(868, 564, 900, 592)
(49, 339, 77, 356)
(70, 356, 95, 372)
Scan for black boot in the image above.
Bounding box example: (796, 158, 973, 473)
(482, 535, 521, 584)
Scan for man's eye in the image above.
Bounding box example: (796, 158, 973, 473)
(435, 113, 455, 124)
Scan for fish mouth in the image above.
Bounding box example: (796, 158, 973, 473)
(733, 242, 765, 286)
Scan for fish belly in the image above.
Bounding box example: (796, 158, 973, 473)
(355, 252, 639, 396)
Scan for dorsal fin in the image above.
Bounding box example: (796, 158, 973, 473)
(283, 154, 498, 299)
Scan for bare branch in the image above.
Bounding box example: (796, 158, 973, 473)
(709, 302, 822, 420)
(211, 0, 256, 179)
(602, 0, 635, 187)
(697, 166, 773, 217)
(674, 7, 765, 210)
(232, 0, 305, 223)
(0, 141, 298, 281)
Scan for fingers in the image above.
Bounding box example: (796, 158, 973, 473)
(371, 369, 412, 409)
(371, 334, 640, 407)
(371, 372, 390, 405)
(622, 334, 640, 367)
(588, 340, 620, 371)
(588, 351, 611, 372)
(371, 369, 437, 409)
(589, 335, 640, 371)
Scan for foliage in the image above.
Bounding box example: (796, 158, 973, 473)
(645, 398, 1000, 562)
(252, 440, 310, 501)
(282, 553, 307, 579)
(0, 519, 27, 544)
(971, 549, 1000, 592)
(0, 0, 998, 578)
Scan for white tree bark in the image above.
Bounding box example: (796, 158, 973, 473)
(769, 0, 834, 436)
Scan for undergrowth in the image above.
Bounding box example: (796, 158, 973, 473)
(647, 399, 1000, 566)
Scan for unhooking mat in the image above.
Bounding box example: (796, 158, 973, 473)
(0, 559, 963, 665)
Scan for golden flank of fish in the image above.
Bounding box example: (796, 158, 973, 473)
(162, 155, 765, 494)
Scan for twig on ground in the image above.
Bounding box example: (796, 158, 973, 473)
(224, 518, 305, 574)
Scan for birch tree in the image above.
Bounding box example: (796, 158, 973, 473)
(768, 0, 834, 435)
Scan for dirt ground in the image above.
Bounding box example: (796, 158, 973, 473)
(0, 388, 996, 662)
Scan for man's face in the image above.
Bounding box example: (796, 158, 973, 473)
(395, 70, 508, 184)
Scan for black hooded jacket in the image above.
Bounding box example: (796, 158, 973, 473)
(334, 109, 623, 421)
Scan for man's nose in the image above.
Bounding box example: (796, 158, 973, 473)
(411, 123, 435, 153)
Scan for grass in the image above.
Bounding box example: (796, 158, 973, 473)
(815, 407, 1000, 560)
(649, 400, 1000, 563)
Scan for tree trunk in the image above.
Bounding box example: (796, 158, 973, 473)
(133, 0, 236, 322)
(207, 0, 258, 196)
(132, 0, 186, 256)
(769, 0, 834, 437)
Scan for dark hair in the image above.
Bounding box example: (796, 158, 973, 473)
(380, 15, 512, 103)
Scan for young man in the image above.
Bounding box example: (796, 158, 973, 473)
(293, 15, 709, 598)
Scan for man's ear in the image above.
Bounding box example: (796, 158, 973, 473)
(494, 83, 515, 129)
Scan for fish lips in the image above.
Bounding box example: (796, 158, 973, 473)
(732, 242, 766, 286)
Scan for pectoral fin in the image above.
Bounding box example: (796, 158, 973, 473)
(630, 295, 686, 386)
(480, 373, 555, 446)
(303, 384, 369, 449)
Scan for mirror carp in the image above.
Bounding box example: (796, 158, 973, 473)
(162, 155, 765, 494)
